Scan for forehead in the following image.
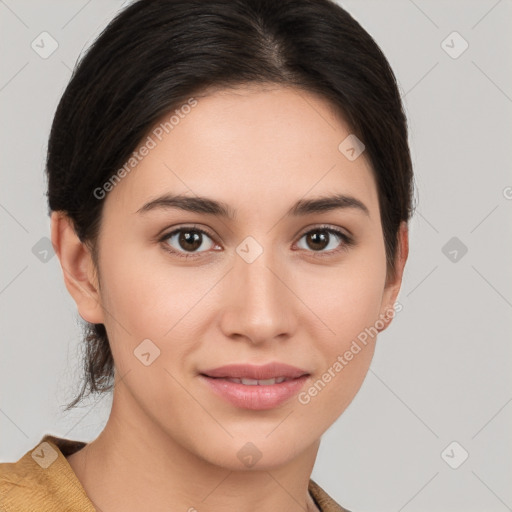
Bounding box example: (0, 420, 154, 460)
(103, 84, 379, 219)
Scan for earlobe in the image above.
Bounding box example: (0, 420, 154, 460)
(377, 221, 409, 333)
(50, 211, 105, 324)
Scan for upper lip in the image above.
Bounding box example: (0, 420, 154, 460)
(200, 362, 309, 380)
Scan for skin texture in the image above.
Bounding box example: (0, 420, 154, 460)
(52, 84, 408, 512)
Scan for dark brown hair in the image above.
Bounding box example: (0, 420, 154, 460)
(46, 0, 415, 410)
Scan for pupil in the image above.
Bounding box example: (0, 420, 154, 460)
(308, 231, 329, 251)
(180, 231, 201, 251)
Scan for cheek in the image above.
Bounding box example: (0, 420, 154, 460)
(297, 282, 382, 427)
(96, 243, 224, 379)
(301, 249, 387, 345)
(297, 247, 387, 410)
(97, 240, 192, 334)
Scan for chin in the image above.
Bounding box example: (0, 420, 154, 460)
(193, 432, 313, 472)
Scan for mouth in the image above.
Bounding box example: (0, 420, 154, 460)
(199, 362, 310, 410)
(206, 376, 296, 385)
(200, 362, 309, 380)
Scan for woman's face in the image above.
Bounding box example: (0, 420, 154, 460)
(78, 84, 406, 470)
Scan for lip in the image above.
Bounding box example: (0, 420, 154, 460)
(199, 362, 310, 410)
(200, 362, 309, 380)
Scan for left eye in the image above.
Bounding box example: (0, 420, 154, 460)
(296, 227, 352, 254)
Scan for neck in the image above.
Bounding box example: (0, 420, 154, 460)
(66, 386, 322, 512)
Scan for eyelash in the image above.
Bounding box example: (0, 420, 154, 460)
(158, 224, 354, 260)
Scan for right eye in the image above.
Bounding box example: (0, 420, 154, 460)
(159, 226, 219, 259)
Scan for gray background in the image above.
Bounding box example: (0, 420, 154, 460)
(1, 1, 511, 511)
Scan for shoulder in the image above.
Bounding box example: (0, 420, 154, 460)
(308, 479, 353, 512)
(0, 435, 94, 512)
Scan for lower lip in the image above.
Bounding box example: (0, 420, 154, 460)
(200, 375, 310, 410)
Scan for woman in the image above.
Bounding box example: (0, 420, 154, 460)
(0, 0, 413, 510)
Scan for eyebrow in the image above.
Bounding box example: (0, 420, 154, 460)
(136, 193, 370, 218)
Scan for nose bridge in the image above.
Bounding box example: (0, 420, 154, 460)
(238, 247, 280, 304)
(222, 238, 294, 342)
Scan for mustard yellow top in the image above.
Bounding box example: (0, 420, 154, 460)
(0, 434, 350, 512)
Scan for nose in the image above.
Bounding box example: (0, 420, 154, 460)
(218, 246, 297, 345)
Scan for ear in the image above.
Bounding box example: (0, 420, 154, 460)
(50, 211, 105, 324)
(377, 221, 409, 332)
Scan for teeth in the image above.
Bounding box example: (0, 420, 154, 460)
(224, 377, 290, 385)
(241, 378, 260, 385)
(258, 378, 278, 385)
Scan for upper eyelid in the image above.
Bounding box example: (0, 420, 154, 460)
(160, 224, 349, 239)
(160, 224, 351, 250)
(161, 225, 216, 242)
(299, 224, 351, 238)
